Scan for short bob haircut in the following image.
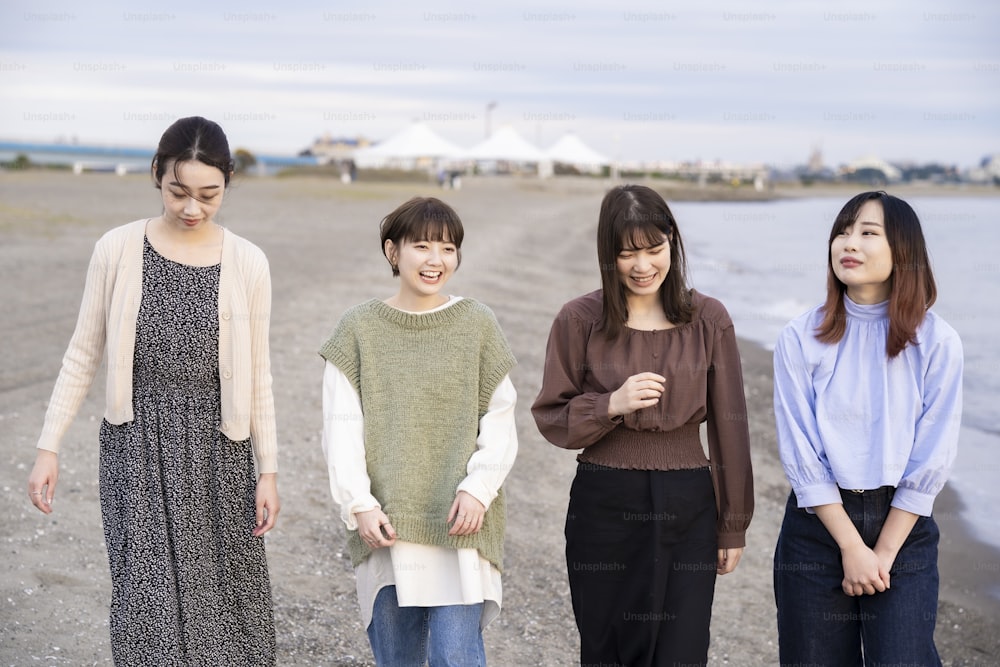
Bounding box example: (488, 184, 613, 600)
(596, 185, 692, 339)
(379, 197, 465, 277)
(815, 191, 937, 358)
(151, 116, 234, 201)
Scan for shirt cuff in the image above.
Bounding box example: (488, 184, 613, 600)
(595, 392, 622, 429)
(717, 531, 746, 549)
(457, 477, 496, 511)
(342, 496, 380, 531)
(891, 487, 936, 517)
(793, 482, 842, 510)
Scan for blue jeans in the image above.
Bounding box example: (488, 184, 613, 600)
(366, 585, 486, 667)
(774, 488, 942, 666)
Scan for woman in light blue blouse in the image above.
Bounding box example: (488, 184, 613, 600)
(772, 191, 962, 666)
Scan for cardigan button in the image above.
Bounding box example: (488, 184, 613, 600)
(222, 369, 233, 379)
(221, 311, 232, 320)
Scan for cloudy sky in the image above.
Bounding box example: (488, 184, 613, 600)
(2, 0, 997, 168)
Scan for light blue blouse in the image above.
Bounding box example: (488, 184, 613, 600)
(773, 296, 963, 516)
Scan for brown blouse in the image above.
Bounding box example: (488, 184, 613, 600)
(531, 289, 754, 548)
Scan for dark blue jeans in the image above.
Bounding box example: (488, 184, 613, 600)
(774, 488, 942, 667)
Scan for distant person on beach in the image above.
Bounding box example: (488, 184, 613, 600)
(318, 197, 517, 665)
(772, 191, 962, 665)
(531, 184, 754, 665)
(27, 116, 279, 665)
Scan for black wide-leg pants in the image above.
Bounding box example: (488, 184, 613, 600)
(565, 463, 718, 667)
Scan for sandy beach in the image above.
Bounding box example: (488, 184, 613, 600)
(2, 171, 998, 666)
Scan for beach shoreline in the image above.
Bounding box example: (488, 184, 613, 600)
(1, 171, 997, 665)
(437, 171, 1000, 201)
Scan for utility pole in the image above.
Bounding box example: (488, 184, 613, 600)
(485, 101, 497, 138)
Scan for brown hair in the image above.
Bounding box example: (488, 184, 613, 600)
(379, 197, 464, 276)
(596, 185, 692, 339)
(815, 191, 937, 357)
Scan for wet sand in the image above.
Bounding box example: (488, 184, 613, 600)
(1, 171, 998, 665)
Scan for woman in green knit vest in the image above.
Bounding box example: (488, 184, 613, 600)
(319, 197, 517, 665)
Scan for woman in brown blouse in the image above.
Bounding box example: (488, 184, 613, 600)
(532, 184, 754, 666)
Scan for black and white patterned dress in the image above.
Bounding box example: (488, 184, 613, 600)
(98, 237, 275, 666)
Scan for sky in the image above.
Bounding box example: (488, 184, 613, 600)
(1, 0, 998, 168)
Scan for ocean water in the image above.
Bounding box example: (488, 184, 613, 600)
(671, 196, 1000, 550)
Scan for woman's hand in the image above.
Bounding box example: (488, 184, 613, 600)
(356, 508, 397, 549)
(447, 491, 486, 536)
(872, 544, 898, 592)
(608, 372, 666, 417)
(27, 450, 59, 514)
(840, 542, 890, 596)
(813, 502, 889, 596)
(253, 473, 280, 536)
(717, 547, 744, 574)
(870, 507, 919, 592)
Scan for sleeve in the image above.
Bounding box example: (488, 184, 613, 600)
(36, 240, 110, 453)
(892, 329, 963, 515)
(457, 375, 518, 509)
(705, 318, 755, 548)
(773, 325, 841, 508)
(248, 253, 278, 474)
(531, 307, 621, 449)
(321, 360, 380, 530)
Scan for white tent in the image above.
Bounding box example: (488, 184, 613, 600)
(464, 125, 546, 163)
(546, 133, 608, 172)
(353, 122, 465, 169)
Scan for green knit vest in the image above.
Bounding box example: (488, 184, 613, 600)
(319, 298, 516, 571)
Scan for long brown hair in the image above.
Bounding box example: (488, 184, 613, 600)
(597, 185, 692, 339)
(815, 191, 937, 357)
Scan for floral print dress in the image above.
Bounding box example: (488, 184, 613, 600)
(98, 238, 274, 666)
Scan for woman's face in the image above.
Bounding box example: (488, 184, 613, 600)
(616, 231, 671, 298)
(831, 200, 893, 304)
(158, 159, 226, 232)
(385, 234, 459, 305)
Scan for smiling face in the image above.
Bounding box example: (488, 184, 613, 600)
(616, 231, 671, 299)
(384, 235, 459, 310)
(830, 199, 893, 304)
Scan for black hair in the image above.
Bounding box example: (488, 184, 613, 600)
(151, 116, 234, 198)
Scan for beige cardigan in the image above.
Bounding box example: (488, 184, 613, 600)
(37, 219, 278, 474)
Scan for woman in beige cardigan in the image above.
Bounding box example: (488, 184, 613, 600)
(27, 116, 279, 666)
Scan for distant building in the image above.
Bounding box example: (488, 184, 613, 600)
(843, 155, 902, 184)
(797, 145, 836, 183)
(807, 145, 824, 173)
(965, 154, 1000, 184)
(302, 134, 372, 165)
(896, 161, 960, 183)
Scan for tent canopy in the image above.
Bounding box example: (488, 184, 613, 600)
(464, 125, 546, 162)
(354, 122, 464, 161)
(546, 133, 608, 167)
